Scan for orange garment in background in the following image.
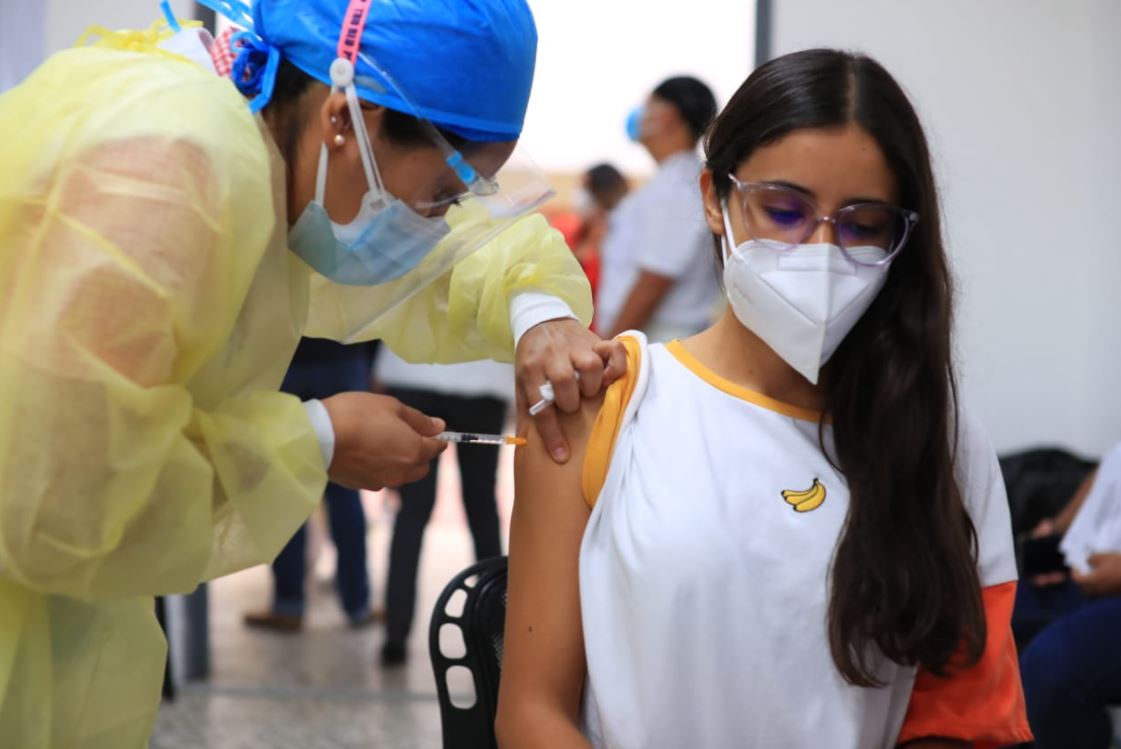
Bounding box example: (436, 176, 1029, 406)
(548, 211, 601, 328)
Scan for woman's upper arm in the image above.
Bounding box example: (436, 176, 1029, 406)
(497, 401, 597, 744)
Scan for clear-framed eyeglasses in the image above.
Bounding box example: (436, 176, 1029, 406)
(727, 174, 920, 267)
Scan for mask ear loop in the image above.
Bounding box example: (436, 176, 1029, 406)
(344, 83, 385, 199)
(721, 200, 739, 259)
(313, 143, 330, 205)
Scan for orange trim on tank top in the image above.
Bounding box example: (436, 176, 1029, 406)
(581, 335, 643, 509)
(664, 340, 823, 423)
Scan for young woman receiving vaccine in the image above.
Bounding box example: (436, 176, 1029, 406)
(497, 49, 1032, 748)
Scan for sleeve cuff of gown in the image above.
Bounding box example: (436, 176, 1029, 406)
(302, 399, 335, 469)
(510, 292, 578, 349)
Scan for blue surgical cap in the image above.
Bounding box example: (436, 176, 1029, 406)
(205, 0, 538, 142)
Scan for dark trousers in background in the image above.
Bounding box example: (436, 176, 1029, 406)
(383, 387, 507, 646)
(272, 339, 373, 621)
(1014, 581, 1121, 749)
(272, 482, 370, 619)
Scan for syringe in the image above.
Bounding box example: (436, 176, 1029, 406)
(437, 431, 527, 447)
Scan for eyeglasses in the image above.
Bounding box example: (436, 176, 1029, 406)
(727, 175, 919, 267)
(354, 53, 501, 200)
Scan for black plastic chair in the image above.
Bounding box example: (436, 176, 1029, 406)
(429, 556, 508, 749)
(999, 447, 1097, 538)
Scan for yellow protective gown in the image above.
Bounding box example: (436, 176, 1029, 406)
(0, 32, 591, 749)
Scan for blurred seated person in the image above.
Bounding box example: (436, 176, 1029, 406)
(1014, 440, 1121, 749)
(596, 76, 720, 342)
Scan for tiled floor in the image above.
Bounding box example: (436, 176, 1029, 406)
(151, 444, 516, 749)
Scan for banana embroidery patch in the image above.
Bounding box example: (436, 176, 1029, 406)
(781, 479, 826, 513)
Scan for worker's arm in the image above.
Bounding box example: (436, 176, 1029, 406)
(495, 403, 597, 749)
(306, 211, 626, 463)
(0, 52, 450, 602)
(605, 270, 674, 338)
(0, 134, 328, 600)
(306, 211, 594, 362)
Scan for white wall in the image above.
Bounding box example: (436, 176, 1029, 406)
(1, 0, 45, 92)
(43, 0, 196, 57)
(520, 0, 754, 177)
(37, 0, 751, 177)
(771, 0, 1121, 457)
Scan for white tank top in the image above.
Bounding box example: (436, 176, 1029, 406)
(577, 335, 1018, 749)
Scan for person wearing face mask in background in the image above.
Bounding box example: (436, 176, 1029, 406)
(497, 49, 1030, 749)
(596, 76, 721, 342)
(0, 0, 628, 746)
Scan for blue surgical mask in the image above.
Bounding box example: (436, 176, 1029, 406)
(625, 105, 644, 143)
(288, 185, 450, 285)
(288, 111, 450, 286)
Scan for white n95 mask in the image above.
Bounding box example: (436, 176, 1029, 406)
(721, 205, 890, 384)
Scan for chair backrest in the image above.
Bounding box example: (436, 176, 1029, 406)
(430, 556, 509, 749)
(999, 447, 1097, 536)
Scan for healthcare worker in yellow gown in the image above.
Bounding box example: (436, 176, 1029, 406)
(0, 0, 623, 746)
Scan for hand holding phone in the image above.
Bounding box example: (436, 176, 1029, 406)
(1022, 534, 1069, 585)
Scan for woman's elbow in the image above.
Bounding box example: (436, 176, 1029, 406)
(494, 699, 520, 749)
(495, 695, 586, 749)
(495, 694, 549, 749)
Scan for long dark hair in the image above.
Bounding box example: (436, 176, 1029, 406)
(704, 48, 984, 686)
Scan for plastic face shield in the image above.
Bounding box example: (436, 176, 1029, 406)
(311, 1, 555, 325)
(347, 50, 553, 221)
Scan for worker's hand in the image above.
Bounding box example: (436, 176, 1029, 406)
(321, 392, 447, 490)
(1073, 553, 1121, 597)
(515, 319, 626, 464)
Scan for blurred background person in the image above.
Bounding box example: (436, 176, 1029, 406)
(549, 163, 629, 305)
(570, 163, 629, 304)
(596, 76, 720, 342)
(243, 339, 377, 632)
(1013, 441, 1121, 749)
(584, 163, 630, 214)
(374, 350, 515, 666)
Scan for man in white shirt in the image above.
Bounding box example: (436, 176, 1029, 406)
(596, 76, 720, 342)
